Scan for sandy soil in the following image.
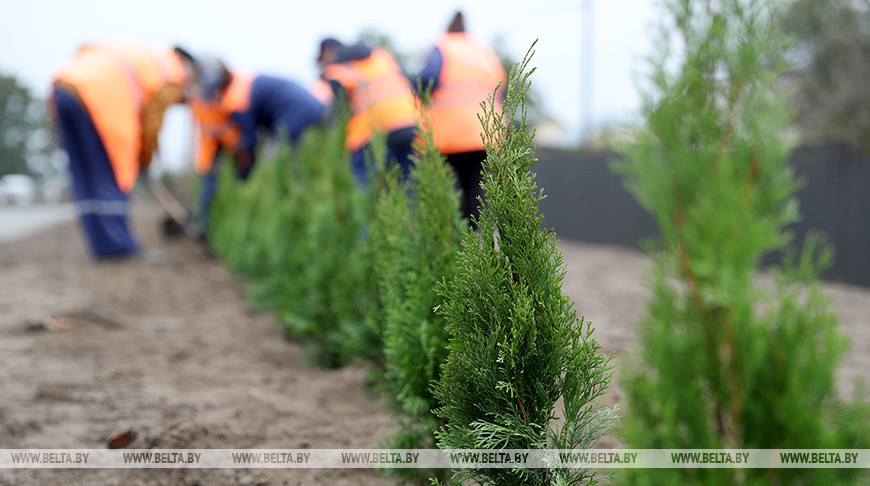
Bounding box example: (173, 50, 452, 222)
(0, 198, 867, 485)
(0, 201, 394, 486)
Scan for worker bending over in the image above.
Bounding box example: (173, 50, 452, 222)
(52, 38, 198, 259)
(318, 38, 418, 184)
(192, 60, 327, 237)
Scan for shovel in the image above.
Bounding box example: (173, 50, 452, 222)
(143, 177, 203, 239)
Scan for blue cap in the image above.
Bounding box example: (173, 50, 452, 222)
(197, 58, 228, 101)
(318, 37, 343, 62)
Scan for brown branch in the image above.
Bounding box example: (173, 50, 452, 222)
(517, 394, 528, 424)
(740, 153, 760, 208)
(724, 313, 742, 448)
(675, 75, 749, 443)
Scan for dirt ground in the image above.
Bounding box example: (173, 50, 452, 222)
(0, 198, 867, 485)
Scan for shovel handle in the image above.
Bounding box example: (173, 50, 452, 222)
(147, 179, 189, 225)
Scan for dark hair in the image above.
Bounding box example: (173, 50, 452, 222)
(173, 46, 197, 67)
(447, 11, 465, 33)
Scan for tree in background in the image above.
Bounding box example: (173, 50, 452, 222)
(0, 72, 51, 178)
(433, 44, 616, 486)
(359, 28, 419, 72)
(781, 0, 870, 153)
(614, 0, 869, 483)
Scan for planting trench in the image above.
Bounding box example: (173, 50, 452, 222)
(0, 198, 867, 485)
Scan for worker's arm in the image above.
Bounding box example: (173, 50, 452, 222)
(140, 83, 184, 168)
(196, 133, 220, 175)
(413, 47, 442, 97)
(309, 79, 334, 106)
(321, 63, 359, 97)
(229, 109, 257, 170)
(321, 63, 358, 125)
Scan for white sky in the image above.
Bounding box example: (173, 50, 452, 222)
(0, 0, 659, 168)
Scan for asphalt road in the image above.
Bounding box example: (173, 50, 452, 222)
(0, 203, 75, 243)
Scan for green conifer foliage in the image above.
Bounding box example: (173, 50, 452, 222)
(328, 132, 389, 367)
(372, 106, 466, 484)
(432, 44, 616, 486)
(209, 118, 382, 368)
(614, 1, 870, 484)
(209, 147, 287, 280)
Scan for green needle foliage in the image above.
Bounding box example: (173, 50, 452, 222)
(209, 116, 382, 368)
(209, 148, 284, 279)
(432, 43, 617, 486)
(372, 106, 466, 484)
(613, 0, 870, 484)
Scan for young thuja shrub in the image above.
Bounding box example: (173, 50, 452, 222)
(327, 131, 390, 367)
(432, 44, 617, 486)
(613, 0, 870, 484)
(210, 111, 383, 368)
(206, 159, 239, 264)
(372, 109, 465, 484)
(210, 134, 329, 308)
(254, 120, 379, 368)
(243, 142, 313, 312)
(208, 150, 277, 277)
(239, 147, 294, 283)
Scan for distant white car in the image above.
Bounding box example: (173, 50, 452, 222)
(0, 174, 37, 205)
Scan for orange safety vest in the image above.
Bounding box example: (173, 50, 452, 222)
(427, 33, 506, 154)
(191, 72, 255, 174)
(322, 48, 417, 151)
(53, 38, 187, 193)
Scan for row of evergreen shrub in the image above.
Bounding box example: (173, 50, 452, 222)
(205, 11, 868, 482)
(207, 45, 616, 485)
(209, 109, 381, 368)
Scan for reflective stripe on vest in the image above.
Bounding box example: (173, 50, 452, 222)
(428, 34, 506, 154)
(349, 71, 410, 113)
(429, 80, 497, 109)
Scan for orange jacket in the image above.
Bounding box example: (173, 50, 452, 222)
(53, 39, 188, 193)
(427, 33, 506, 154)
(322, 47, 417, 151)
(191, 72, 255, 174)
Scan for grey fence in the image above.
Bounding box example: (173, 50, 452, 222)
(534, 145, 870, 288)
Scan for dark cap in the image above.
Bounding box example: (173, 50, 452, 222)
(317, 37, 343, 62)
(198, 57, 231, 101)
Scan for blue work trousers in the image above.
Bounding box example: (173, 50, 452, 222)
(350, 126, 417, 184)
(54, 88, 138, 257)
